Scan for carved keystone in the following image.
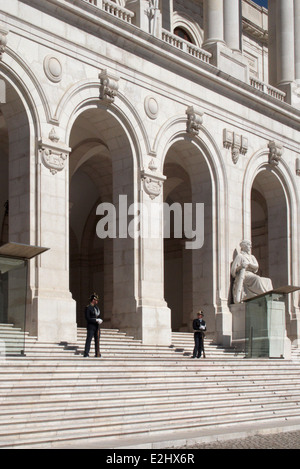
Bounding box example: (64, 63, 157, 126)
(99, 70, 119, 103)
(268, 140, 283, 166)
(186, 106, 204, 136)
(0, 26, 8, 60)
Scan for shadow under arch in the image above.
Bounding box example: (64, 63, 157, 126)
(67, 100, 141, 333)
(161, 128, 228, 336)
(243, 150, 300, 285)
(156, 116, 230, 308)
(242, 150, 300, 334)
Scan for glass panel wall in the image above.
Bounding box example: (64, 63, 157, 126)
(0, 256, 27, 356)
(245, 292, 286, 358)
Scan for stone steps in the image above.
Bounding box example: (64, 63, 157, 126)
(0, 323, 300, 448)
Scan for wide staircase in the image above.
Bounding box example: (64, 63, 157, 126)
(0, 324, 300, 449)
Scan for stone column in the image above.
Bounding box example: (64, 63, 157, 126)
(295, 0, 300, 82)
(33, 131, 77, 343)
(223, 0, 241, 51)
(137, 162, 172, 345)
(126, 0, 152, 33)
(203, 0, 225, 47)
(203, 0, 248, 81)
(127, 0, 161, 36)
(161, 0, 173, 32)
(276, 0, 295, 86)
(268, 0, 277, 86)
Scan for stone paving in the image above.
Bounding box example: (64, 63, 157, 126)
(182, 430, 300, 449)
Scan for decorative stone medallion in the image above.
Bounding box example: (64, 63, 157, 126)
(43, 55, 63, 83)
(141, 157, 166, 200)
(144, 96, 159, 120)
(39, 130, 70, 175)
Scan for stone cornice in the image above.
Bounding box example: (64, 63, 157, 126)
(14, 0, 299, 128)
(242, 18, 268, 45)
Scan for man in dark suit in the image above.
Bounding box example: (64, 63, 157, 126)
(192, 311, 206, 358)
(84, 293, 103, 357)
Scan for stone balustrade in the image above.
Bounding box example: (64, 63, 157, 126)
(250, 76, 286, 102)
(82, 0, 134, 24)
(162, 29, 211, 64)
(79, 1, 286, 104)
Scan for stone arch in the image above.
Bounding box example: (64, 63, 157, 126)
(0, 58, 46, 336)
(0, 73, 36, 246)
(67, 99, 141, 333)
(1, 48, 52, 132)
(156, 117, 229, 336)
(243, 149, 300, 321)
(156, 115, 229, 296)
(55, 80, 150, 167)
(172, 11, 204, 47)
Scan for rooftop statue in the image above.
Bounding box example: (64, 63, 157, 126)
(231, 240, 273, 304)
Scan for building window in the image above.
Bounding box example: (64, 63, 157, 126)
(174, 27, 193, 44)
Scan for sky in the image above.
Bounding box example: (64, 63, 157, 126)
(254, 0, 268, 8)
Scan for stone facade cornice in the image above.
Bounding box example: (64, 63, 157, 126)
(14, 0, 300, 128)
(242, 18, 268, 45)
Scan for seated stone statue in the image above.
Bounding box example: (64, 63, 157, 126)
(231, 240, 273, 304)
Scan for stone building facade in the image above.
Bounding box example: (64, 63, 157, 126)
(0, 0, 299, 347)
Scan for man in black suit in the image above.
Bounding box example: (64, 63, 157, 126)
(84, 293, 103, 357)
(192, 311, 206, 358)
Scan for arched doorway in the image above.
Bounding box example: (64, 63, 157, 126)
(0, 109, 8, 245)
(68, 106, 135, 329)
(251, 168, 288, 288)
(0, 78, 32, 329)
(163, 138, 213, 332)
(0, 80, 31, 246)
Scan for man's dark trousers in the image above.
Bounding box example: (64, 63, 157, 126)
(193, 332, 204, 358)
(84, 324, 100, 357)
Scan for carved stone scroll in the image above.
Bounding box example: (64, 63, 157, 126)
(0, 26, 8, 60)
(268, 140, 283, 166)
(186, 106, 204, 136)
(99, 70, 119, 103)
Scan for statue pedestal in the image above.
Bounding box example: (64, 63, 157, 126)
(230, 286, 300, 359)
(230, 303, 246, 352)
